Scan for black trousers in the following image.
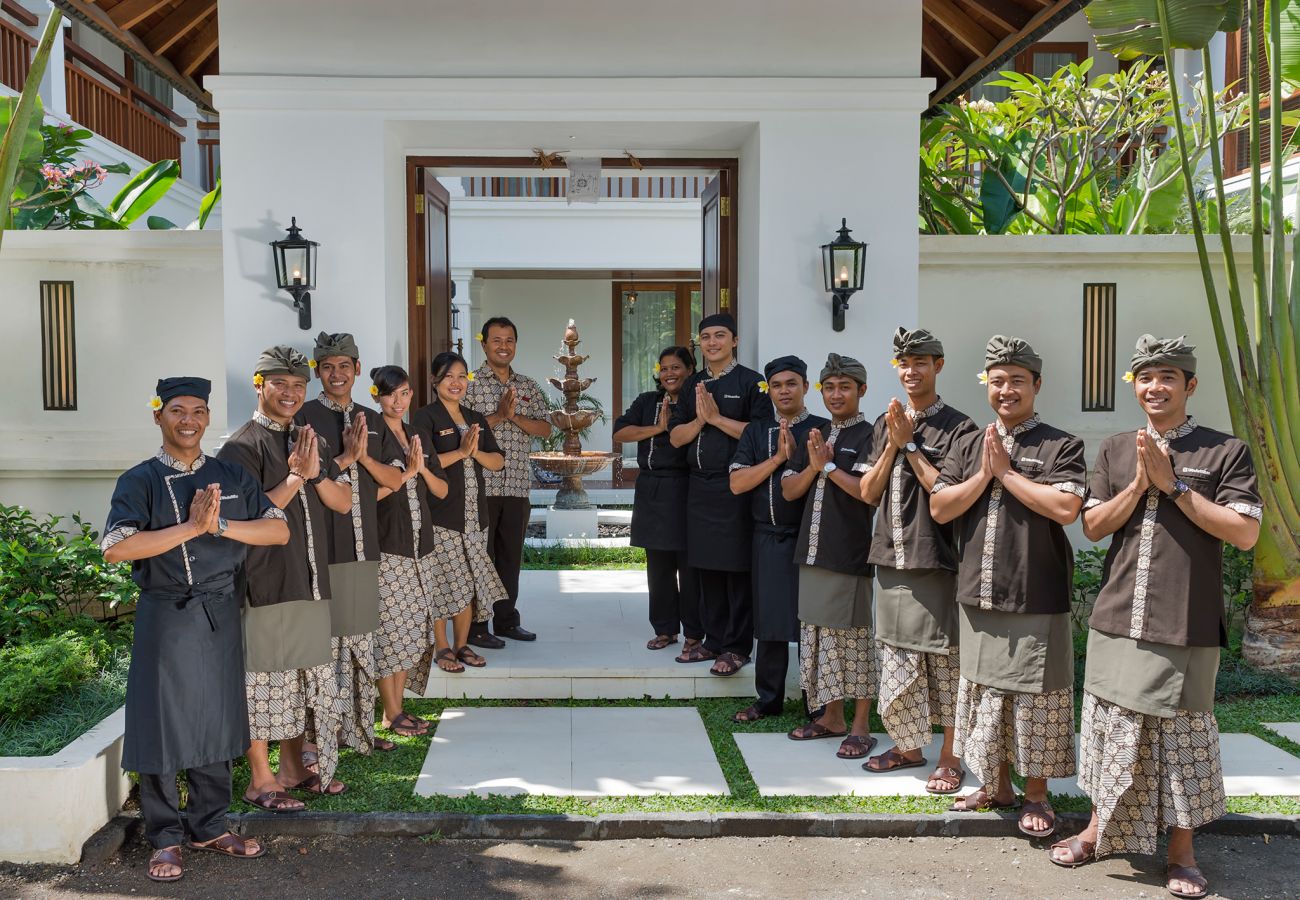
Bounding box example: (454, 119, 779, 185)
(698, 568, 754, 657)
(645, 548, 703, 641)
(753, 639, 790, 714)
(477, 495, 530, 634)
(138, 760, 232, 849)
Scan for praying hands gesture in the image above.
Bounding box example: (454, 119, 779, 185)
(405, 434, 425, 479)
(655, 395, 672, 434)
(288, 425, 322, 482)
(1136, 430, 1175, 494)
(776, 418, 795, 464)
(459, 423, 481, 462)
(807, 429, 834, 471)
(982, 425, 1012, 481)
(187, 483, 222, 536)
(339, 413, 370, 468)
(496, 387, 517, 423)
(884, 399, 915, 450)
(694, 382, 720, 426)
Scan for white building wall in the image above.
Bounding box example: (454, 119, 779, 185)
(0, 232, 225, 522)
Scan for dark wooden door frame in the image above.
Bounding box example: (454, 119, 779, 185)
(403, 156, 738, 397)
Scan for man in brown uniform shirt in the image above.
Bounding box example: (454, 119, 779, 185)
(859, 328, 977, 793)
(297, 332, 407, 757)
(931, 336, 1086, 840)
(1050, 335, 1262, 900)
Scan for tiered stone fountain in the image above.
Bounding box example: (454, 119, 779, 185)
(529, 319, 615, 538)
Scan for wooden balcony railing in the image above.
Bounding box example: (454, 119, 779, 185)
(0, 1, 37, 93)
(63, 38, 184, 169)
(462, 175, 710, 199)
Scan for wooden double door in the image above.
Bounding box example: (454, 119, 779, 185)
(405, 157, 737, 406)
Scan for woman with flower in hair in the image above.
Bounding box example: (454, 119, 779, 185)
(613, 346, 699, 651)
(369, 365, 449, 733)
(409, 352, 507, 669)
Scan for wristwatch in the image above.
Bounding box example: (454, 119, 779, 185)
(215, 516, 229, 537)
(308, 471, 326, 485)
(1166, 479, 1191, 500)
(821, 460, 837, 475)
(903, 441, 919, 455)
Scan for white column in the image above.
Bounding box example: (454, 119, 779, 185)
(745, 100, 928, 422)
(170, 93, 204, 188)
(466, 276, 486, 369)
(450, 267, 474, 362)
(33, 8, 69, 118)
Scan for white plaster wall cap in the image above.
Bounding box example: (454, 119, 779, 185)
(0, 229, 222, 262)
(206, 76, 935, 114)
(919, 233, 1260, 267)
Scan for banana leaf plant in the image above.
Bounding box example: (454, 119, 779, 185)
(0, 8, 62, 252)
(1088, 0, 1300, 673)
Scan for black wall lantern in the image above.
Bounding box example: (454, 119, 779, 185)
(820, 217, 866, 332)
(270, 217, 319, 330)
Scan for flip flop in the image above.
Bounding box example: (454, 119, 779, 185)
(1048, 836, 1096, 869)
(187, 833, 267, 859)
(863, 745, 927, 772)
(1166, 864, 1209, 899)
(788, 721, 849, 741)
(1018, 799, 1057, 838)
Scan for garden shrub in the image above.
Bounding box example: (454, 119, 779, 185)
(0, 628, 114, 721)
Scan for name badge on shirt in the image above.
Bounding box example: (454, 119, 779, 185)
(220, 493, 239, 500)
(723, 394, 740, 400)
(438, 428, 456, 437)
(1181, 466, 1212, 476)
(1017, 457, 1044, 468)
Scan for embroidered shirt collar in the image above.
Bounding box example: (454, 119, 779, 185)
(907, 397, 946, 421)
(317, 391, 355, 413)
(704, 359, 738, 382)
(780, 409, 811, 427)
(155, 448, 206, 473)
(995, 413, 1040, 438)
(830, 412, 866, 430)
(253, 411, 293, 433)
(1146, 416, 1197, 443)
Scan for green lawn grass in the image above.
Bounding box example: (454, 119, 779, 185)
(0, 650, 130, 757)
(228, 693, 1300, 818)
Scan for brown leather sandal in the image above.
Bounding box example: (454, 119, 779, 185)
(675, 640, 717, 664)
(456, 645, 487, 668)
(787, 721, 848, 741)
(147, 846, 183, 882)
(863, 745, 927, 772)
(435, 647, 465, 673)
(288, 773, 348, 797)
(1166, 864, 1209, 899)
(709, 651, 750, 676)
(1048, 835, 1096, 868)
(1018, 799, 1057, 837)
(244, 790, 304, 812)
(836, 734, 878, 759)
(948, 787, 1018, 812)
(385, 711, 430, 736)
(925, 765, 966, 795)
(732, 704, 773, 724)
(187, 832, 266, 859)
(646, 633, 678, 650)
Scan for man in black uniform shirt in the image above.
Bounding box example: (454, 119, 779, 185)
(102, 377, 288, 882)
(669, 313, 766, 676)
(728, 355, 827, 722)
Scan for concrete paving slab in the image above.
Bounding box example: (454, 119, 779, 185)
(1262, 722, 1300, 746)
(1221, 733, 1300, 796)
(416, 707, 727, 797)
(736, 732, 1084, 798)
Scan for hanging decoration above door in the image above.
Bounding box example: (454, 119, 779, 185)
(566, 157, 601, 205)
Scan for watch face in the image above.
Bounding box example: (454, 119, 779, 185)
(905, 442, 918, 454)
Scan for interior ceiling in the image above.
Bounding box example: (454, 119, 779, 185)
(52, 0, 1089, 117)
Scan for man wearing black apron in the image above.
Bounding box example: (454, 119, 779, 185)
(669, 313, 765, 676)
(728, 356, 826, 722)
(102, 377, 288, 883)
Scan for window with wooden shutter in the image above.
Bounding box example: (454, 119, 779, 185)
(1223, 1, 1300, 177)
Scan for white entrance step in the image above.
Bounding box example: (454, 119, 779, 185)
(411, 570, 798, 700)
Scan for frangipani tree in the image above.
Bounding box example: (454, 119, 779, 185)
(1089, 0, 1300, 673)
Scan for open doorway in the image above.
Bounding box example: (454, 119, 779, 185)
(405, 156, 737, 407)
(405, 156, 737, 481)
